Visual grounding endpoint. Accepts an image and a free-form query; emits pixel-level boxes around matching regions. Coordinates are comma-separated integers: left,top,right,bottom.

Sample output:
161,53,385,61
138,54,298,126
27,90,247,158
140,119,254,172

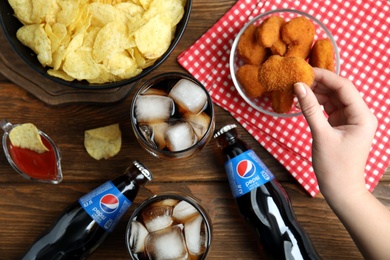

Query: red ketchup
8,136,58,181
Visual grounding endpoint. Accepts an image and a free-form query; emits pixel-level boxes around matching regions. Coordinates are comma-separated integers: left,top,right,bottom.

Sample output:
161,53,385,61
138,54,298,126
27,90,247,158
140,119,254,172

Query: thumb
294,82,329,135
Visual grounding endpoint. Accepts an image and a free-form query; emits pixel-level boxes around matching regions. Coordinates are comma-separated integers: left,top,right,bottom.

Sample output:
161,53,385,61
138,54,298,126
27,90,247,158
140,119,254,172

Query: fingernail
294,83,307,98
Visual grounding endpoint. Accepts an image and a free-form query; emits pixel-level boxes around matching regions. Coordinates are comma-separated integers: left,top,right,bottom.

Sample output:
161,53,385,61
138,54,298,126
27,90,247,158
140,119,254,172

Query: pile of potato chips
8,0,186,84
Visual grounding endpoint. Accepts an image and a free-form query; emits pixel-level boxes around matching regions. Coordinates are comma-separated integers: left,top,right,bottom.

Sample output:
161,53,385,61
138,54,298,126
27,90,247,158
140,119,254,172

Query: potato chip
139,0,153,10
104,51,141,79
89,3,127,28
134,15,172,59
30,0,59,24
114,2,144,17
92,21,131,63
44,23,67,53
63,49,100,80
83,26,101,49
8,0,33,24
47,69,75,81
56,0,81,27
87,64,117,84
9,123,49,154
143,0,184,27
49,31,81,71
84,124,122,160
16,24,52,67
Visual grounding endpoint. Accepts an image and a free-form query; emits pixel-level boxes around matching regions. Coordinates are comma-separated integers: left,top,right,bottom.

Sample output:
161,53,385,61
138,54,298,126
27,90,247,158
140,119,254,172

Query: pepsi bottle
214,124,320,260
22,160,153,260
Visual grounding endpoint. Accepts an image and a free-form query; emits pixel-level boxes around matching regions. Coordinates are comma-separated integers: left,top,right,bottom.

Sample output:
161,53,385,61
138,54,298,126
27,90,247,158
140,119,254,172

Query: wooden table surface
0,1,389,259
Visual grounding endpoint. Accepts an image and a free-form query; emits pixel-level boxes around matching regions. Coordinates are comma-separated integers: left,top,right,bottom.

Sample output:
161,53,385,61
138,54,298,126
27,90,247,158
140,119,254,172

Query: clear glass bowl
230,9,340,118
0,119,63,184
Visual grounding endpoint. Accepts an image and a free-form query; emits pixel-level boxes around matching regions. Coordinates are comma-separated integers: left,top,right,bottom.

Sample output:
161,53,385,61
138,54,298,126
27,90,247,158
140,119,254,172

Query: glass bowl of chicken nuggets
0,0,192,90
230,9,340,117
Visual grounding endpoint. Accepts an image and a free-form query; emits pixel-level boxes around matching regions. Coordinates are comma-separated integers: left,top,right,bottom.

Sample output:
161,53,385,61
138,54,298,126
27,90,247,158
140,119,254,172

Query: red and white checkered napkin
178,0,390,197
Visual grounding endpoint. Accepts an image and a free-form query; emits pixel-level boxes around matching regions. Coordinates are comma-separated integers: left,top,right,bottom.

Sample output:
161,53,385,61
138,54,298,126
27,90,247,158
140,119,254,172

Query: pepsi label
224,149,275,198
79,181,132,232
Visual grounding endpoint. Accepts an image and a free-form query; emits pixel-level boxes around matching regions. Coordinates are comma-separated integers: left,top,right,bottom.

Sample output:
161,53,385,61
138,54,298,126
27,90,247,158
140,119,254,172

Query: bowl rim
229,8,341,118
0,0,193,90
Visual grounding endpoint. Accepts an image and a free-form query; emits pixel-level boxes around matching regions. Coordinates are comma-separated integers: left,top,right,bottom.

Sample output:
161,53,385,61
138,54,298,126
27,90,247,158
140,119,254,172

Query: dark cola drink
22,161,153,260
131,72,215,160
214,124,320,260
126,193,212,260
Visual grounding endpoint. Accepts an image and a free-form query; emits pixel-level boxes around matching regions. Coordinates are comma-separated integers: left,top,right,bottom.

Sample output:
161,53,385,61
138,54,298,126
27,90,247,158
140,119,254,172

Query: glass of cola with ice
130,72,215,160
126,193,212,260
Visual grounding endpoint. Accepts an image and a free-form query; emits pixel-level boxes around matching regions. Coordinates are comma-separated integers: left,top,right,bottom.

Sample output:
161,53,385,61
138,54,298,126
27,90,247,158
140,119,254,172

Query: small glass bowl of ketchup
0,119,63,184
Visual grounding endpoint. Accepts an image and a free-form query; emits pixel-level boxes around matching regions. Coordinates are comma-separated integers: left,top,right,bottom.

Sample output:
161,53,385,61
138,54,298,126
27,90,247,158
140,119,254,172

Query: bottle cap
133,161,153,181
213,124,237,139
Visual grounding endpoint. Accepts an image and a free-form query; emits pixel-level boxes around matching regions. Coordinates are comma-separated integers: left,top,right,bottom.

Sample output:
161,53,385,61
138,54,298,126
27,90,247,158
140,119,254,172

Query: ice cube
145,225,189,260
142,205,173,232
169,79,208,114
184,112,211,139
139,123,169,150
139,125,157,148
184,215,207,256
135,95,174,124
172,200,199,222
165,122,197,152
129,221,149,253
150,122,169,150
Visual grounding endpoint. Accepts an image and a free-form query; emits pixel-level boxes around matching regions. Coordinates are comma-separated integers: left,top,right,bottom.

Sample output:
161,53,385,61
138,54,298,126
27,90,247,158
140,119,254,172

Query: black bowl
0,1,192,90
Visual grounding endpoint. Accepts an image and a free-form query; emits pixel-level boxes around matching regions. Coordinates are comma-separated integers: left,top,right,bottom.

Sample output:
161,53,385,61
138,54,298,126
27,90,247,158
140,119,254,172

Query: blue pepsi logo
236,160,256,179
100,194,119,214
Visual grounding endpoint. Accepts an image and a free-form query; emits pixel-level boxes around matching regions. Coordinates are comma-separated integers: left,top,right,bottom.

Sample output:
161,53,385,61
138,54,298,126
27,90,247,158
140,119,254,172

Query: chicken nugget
236,64,266,98
281,16,315,59
271,90,294,113
258,55,314,92
256,16,286,56
237,25,269,65
309,38,335,71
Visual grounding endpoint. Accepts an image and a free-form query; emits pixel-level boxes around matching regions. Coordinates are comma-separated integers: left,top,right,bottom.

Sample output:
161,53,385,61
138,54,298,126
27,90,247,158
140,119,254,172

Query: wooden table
0,1,389,259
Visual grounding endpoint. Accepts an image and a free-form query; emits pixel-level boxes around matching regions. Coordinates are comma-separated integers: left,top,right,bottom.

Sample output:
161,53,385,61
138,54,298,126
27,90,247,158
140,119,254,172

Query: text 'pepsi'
214,124,320,260
22,161,153,260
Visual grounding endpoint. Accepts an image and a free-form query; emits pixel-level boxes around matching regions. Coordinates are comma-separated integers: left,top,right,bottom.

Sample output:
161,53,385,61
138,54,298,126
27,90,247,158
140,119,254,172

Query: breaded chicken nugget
256,16,286,56
309,38,335,71
237,24,269,65
281,16,315,59
236,64,266,98
271,90,294,113
258,55,314,92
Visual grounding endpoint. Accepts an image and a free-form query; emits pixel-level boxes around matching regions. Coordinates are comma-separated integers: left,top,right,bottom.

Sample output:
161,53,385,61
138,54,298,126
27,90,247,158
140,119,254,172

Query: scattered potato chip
84,124,122,160
9,123,49,154
9,0,186,84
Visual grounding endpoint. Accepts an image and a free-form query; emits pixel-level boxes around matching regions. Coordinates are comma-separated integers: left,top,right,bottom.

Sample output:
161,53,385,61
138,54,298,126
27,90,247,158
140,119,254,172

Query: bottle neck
111,164,151,202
